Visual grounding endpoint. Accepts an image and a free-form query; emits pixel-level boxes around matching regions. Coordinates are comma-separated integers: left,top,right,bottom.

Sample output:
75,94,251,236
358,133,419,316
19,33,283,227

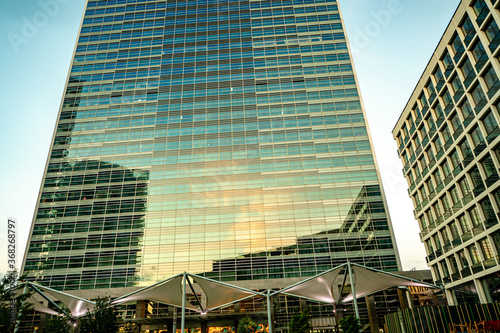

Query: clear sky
0,0,460,274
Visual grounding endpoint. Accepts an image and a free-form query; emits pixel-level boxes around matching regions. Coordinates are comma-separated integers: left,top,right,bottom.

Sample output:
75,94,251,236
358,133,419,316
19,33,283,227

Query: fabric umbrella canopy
341,264,437,303
112,275,199,311
26,296,59,316
32,283,96,317
276,264,346,303
191,274,262,311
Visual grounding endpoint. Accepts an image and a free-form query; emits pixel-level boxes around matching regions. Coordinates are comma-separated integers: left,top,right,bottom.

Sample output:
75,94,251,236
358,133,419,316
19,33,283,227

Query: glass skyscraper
21,0,401,330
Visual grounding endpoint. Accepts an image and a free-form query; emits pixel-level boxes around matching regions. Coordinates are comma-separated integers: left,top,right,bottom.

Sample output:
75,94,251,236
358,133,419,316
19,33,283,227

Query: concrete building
393,0,500,305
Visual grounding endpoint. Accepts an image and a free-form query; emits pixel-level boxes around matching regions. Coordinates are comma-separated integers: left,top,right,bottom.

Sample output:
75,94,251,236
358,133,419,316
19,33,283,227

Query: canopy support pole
347,262,359,320
181,272,186,333
267,290,273,333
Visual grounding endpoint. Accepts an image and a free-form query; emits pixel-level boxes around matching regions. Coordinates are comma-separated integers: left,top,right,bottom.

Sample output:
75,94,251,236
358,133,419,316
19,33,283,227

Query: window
470,84,486,105
450,221,460,239
450,150,461,169
460,138,473,157
433,233,442,249
434,136,443,152
427,178,435,192
426,81,435,96
450,186,461,204
450,34,464,56
450,75,463,94
442,89,453,107
458,250,469,269
480,198,496,220
437,103,445,118
479,238,494,260
484,18,499,43
442,161,452,177
481,155,498,178
459,99,473,118
442,125,452,144
459,214,471,233
450,114,462,132
469,206,482,227
419,93,428,107
460,56,475,77
468,244,481,265
442,51,453,68
460,14,475,37
482,110,498,134
471,0,487,17
471,41,485,62
483,66,499,91
470,125,485,146
434,66,444,82
420,215,428,229
459,177,471,196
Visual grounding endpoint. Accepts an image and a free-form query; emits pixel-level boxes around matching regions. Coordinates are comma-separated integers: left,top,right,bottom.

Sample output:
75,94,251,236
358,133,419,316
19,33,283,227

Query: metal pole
267,290,273,333
347,262,360,319
173,307,177,333
181,272,186,333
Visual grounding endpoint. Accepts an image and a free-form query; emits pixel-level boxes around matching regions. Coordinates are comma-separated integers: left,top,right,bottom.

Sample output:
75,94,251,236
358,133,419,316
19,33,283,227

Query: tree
79,296,118,333
44,306,73,333
238,316,258,333
339,315,361,333
0,271,32,333
288,309,311,333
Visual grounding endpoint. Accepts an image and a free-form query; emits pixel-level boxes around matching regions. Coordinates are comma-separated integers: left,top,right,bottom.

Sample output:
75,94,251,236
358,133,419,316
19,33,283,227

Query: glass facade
22,0,400,296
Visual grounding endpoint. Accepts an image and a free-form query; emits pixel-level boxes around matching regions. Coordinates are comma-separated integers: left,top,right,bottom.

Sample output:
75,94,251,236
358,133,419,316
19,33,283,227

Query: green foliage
79,296,118,333
44,306,72,333
238,316,258,333
288,309,311,333
0,271,32,333
339,315,361,333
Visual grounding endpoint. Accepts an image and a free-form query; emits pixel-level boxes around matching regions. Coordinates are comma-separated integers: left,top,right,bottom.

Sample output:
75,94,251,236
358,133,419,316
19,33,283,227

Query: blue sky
0,0,459,274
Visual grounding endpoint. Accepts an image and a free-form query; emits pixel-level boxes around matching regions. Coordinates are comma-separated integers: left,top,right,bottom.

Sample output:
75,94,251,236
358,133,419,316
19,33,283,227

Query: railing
385,303,500,333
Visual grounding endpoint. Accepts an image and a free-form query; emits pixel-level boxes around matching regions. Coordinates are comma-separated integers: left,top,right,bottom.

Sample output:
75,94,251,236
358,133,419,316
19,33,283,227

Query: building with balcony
393,0,500,305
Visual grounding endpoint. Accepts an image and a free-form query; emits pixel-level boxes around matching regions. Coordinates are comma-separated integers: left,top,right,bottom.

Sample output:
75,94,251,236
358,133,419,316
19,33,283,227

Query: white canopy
280,265,344,303
274,263,439,305
342,264,435,303
30,282,96,317
112,273,263,312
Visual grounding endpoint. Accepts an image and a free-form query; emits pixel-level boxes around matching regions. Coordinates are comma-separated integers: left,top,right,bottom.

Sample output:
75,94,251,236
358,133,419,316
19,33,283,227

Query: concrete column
405,288,414,309
474,279,489,304
37,313,46,333
397,288,409,310
234,318,239,333
445,288,457,306
299,299,307,312
365,295,380,333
